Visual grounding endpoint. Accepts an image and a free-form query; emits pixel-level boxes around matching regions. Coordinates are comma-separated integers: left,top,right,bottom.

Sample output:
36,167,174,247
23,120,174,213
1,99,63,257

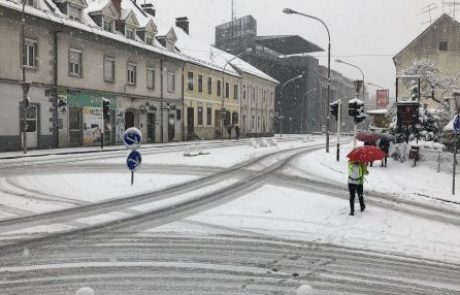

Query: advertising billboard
376,89,389,108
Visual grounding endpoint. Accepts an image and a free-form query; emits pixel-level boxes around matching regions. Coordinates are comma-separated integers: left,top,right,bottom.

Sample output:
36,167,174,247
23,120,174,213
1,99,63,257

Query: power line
443,1,460,18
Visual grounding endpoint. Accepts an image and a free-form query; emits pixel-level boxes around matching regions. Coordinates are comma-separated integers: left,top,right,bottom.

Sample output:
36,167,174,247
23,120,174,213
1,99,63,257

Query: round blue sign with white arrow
454,116,460,134
123,127,142,150
127,150,142,171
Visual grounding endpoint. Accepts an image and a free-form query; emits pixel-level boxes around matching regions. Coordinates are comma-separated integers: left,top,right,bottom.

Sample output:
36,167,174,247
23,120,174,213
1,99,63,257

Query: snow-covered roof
86,0,109,14
0,0,277,84
348,98,364,104
0,0,187,62
367,109,387,115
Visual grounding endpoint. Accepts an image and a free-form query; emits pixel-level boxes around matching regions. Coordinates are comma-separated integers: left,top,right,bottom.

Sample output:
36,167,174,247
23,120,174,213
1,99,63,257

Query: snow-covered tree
401,58,453,104
387,59,454,142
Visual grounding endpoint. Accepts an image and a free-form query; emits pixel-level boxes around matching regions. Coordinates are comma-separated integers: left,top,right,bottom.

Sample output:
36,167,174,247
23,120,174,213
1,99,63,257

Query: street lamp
336,59,365,100
279,74,303,137
220,48,253,139
283,8,331,153
367,82,385,89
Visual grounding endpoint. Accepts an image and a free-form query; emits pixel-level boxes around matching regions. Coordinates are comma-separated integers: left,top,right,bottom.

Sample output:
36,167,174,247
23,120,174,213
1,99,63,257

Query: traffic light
355,104,366,123
102,98,110,120
348,101,358,117
348,99,366,123
330,101,339,119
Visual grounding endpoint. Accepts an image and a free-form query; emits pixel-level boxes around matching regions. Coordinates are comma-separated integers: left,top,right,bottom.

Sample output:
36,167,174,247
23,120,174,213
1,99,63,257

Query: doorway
187,107,194,139
125,110,135,129
24,104,38,149
147,113,156,143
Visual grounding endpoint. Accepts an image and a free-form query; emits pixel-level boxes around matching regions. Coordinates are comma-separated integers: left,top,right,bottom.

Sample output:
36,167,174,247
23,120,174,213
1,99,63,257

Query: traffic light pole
101,99,104,149
336,99,341,161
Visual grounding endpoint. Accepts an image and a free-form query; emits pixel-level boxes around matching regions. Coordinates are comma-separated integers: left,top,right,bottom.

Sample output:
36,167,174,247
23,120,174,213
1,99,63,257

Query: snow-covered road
1,136,460,294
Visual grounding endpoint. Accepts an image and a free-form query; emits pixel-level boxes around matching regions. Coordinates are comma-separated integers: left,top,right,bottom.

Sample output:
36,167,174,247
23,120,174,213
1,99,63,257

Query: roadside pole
100,100,104,149
337,99,341,161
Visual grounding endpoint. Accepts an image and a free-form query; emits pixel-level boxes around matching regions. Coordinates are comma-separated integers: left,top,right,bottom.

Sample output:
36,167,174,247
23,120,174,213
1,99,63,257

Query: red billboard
376,89,389,108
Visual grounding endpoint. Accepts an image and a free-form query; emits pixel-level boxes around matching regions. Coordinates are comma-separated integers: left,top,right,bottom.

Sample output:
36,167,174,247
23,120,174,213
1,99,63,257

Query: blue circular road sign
454,116,460,134
127,150,142,171
123,127,142,150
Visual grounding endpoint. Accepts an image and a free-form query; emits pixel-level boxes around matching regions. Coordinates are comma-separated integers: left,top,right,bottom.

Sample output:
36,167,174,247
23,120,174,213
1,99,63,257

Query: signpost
124,127,143,185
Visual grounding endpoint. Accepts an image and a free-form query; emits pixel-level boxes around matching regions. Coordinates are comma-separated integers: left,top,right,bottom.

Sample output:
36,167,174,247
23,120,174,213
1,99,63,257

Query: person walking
235,125,240,140
364,140,376,167
379,137,390,167
227,125,232,139
348,161,368,216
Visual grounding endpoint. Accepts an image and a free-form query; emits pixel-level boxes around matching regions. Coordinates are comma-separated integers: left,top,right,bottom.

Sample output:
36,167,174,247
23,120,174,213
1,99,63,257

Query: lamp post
220,48,252,139
283,8,331,153
452,90,460,195
336,59,365,100
279,74,303,137
367,82,385,89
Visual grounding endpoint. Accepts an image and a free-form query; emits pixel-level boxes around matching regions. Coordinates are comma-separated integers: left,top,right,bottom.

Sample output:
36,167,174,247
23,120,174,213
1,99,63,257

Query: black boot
359,196,366,212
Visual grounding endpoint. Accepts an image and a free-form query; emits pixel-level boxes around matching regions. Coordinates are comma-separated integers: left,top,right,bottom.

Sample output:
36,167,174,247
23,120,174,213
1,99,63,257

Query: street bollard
437,152,441,173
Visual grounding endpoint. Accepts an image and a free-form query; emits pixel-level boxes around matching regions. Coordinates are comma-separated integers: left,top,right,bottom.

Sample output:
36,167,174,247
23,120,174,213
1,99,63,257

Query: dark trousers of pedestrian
381,157,387,167
348,183,365,215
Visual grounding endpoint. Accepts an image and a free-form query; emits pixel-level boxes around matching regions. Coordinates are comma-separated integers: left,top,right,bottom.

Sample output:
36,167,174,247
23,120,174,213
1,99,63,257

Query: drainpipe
160,58,164,143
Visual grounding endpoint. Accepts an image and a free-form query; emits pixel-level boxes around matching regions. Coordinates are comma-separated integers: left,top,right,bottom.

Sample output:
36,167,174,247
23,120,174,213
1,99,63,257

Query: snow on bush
296,284,313,295
75,287,95,295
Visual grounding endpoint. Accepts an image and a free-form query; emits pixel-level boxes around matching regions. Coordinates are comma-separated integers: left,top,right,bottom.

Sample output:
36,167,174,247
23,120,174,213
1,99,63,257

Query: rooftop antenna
420,3,437,25
443,1,460,18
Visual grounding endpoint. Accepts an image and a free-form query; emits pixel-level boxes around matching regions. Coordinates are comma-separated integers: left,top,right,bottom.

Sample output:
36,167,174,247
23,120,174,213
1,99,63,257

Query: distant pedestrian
379,137,391,167
227,125,232,139
347,161,368,216
364,140,376,167
235,125,240,140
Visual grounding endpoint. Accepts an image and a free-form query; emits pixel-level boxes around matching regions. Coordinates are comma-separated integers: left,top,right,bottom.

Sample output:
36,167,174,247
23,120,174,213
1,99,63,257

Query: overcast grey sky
155,0,451,98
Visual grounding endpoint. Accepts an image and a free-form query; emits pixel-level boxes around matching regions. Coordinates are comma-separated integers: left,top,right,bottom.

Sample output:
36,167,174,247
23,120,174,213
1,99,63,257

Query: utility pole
337,99,341,162
443,1,460,18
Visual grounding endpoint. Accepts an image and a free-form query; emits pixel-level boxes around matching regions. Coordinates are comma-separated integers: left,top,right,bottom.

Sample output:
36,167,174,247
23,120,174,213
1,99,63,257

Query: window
68,5,81,21
207,107,212,126
69,49,82,77
187,71,194,91
127,63,136,85
145,33,154,45
198,74,203,93
25,0,36,7
23,39,37,68
252,115,255,129
167,71,175,93
243,85,246,99
225,82,230,98
198,106,203,125
146,67,155,89
439,41,448,51
234,85,239,99
217,80,222,97
252,87,256,101
126,27,135,40
103,19,114,32
207,77,212,95
104,57,115,82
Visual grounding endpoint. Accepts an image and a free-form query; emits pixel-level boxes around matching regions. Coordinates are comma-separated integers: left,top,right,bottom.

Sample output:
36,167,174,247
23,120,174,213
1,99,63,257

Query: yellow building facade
183,63,241,139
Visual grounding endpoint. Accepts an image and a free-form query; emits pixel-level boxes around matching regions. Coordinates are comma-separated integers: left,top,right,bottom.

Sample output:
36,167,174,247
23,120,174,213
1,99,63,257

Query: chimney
112,0,121,16
176,17,189,35
141,3,156,17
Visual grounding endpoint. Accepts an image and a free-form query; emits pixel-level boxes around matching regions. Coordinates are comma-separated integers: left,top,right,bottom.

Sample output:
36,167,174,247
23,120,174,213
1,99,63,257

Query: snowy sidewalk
287,141,460,204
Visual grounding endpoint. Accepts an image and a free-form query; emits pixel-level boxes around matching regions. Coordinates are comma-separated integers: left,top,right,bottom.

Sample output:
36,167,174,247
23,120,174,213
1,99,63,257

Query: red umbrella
356,131,379,143
347,146,387,163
